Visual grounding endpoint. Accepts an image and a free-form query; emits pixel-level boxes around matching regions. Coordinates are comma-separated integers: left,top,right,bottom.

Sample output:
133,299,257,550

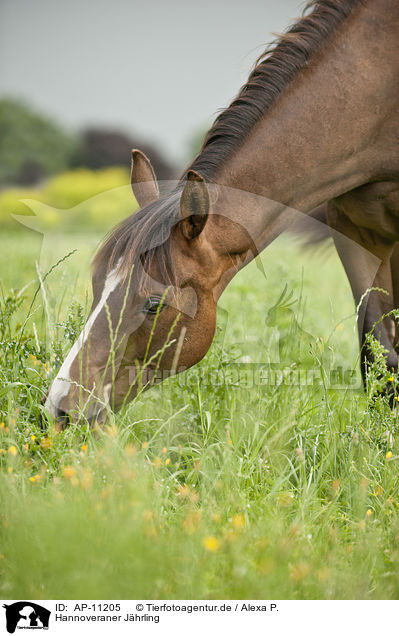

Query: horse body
192,0,399,381
46,0,399,422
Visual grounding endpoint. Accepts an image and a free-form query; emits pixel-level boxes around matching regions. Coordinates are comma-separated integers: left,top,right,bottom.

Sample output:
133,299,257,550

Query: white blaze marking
45,261,122,415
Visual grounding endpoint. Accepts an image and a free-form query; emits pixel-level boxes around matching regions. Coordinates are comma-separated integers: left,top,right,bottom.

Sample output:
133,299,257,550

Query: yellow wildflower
183,510,202,534
177,484,190,498
40,437,52,450
81,444,88,452
202,536,221,552
366,508,373,517
80,470,93,490
142,441,148,450
142,510,153,523
386,451,393,459
290,562,311,581
231,513,246,529
317,566,330,582
360,477,369,492
165,458,171,465
331,479,341,493
30,435,36,442
63,466,76,479
162,446,167,454
105,424,117,438
7,446,17,456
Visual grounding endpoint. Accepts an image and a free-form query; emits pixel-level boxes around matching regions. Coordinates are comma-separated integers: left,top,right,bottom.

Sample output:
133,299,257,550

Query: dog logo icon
2,602,50,633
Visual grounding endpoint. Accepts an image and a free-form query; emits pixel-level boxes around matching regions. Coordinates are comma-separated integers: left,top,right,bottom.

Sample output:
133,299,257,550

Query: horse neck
200,0,399,278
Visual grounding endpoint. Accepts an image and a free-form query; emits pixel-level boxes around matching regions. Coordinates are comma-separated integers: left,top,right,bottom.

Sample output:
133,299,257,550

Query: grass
1,226,399,599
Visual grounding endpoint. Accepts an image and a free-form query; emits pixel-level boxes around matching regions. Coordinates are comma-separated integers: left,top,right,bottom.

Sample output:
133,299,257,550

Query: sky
0,0,303,165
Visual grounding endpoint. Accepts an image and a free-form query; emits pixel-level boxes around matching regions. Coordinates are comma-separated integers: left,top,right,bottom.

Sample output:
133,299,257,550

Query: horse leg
390,243,399,352
327,201,396,385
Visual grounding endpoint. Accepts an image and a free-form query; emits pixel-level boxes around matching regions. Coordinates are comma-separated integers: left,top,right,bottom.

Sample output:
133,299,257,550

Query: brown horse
45,0,399,423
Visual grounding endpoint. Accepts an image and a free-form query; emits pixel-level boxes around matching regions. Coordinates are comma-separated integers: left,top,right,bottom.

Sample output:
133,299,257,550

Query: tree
71,127,176,180
0,98,75,185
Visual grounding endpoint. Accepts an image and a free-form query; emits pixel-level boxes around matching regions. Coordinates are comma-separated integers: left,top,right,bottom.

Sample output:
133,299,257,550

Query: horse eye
143,296,164,315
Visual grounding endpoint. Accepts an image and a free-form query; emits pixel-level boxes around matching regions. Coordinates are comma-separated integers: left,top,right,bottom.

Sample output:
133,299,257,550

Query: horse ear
131,149,160,208
179,170,210,241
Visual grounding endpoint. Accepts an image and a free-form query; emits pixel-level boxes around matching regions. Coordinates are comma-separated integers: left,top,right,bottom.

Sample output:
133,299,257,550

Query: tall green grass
1,228,399,599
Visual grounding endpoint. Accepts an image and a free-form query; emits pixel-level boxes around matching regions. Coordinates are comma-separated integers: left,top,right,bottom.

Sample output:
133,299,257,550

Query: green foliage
0,167,135,231
0,99,76,185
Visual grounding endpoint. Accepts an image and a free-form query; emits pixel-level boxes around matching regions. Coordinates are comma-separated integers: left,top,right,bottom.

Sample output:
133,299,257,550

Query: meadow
1,172,399,599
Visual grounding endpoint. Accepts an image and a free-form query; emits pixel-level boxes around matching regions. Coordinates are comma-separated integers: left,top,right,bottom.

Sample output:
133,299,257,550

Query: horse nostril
39,405,70,430
54,407,70,428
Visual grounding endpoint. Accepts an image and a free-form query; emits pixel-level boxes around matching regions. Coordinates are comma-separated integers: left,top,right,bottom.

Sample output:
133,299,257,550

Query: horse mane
189,0,362,179
93,0,361,280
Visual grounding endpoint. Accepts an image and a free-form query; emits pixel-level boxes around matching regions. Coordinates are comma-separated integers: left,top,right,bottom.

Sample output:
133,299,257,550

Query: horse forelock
93,188,183,292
